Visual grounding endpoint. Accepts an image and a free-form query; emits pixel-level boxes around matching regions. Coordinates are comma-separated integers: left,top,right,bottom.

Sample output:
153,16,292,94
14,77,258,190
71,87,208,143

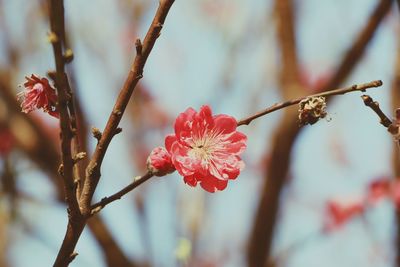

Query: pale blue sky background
0,0,398,266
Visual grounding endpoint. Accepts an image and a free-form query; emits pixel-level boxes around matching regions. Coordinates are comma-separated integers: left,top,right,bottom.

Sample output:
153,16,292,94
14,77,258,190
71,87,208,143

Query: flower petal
165,134,177,152
213,114,237,134
199,175,228,193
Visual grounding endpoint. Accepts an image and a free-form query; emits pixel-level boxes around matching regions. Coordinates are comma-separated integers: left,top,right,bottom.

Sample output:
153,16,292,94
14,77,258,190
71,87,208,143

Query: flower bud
146,147,175,176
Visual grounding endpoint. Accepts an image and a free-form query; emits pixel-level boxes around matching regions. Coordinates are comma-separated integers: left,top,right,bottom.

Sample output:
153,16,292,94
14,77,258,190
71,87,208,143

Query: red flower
165,105,247,192
17,74,59,118
324,198,365,231
146,147,175,176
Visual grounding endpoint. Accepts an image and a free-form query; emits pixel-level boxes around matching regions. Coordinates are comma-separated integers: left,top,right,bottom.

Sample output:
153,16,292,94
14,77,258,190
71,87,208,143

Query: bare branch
237,80,382,126
361,95,392,127
48,0,80,218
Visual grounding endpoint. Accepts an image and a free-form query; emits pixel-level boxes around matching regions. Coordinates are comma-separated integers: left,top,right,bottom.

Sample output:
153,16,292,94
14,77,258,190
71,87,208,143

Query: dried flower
298,96,327,125
146,146,175,176
165,105,247,192
17,74,59,118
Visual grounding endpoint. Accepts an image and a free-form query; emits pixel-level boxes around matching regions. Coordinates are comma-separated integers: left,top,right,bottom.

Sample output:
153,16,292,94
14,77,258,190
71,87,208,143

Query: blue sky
1,0,399,266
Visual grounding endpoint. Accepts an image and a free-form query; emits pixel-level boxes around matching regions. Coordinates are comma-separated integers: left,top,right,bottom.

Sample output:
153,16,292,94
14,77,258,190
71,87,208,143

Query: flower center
188,130,223,162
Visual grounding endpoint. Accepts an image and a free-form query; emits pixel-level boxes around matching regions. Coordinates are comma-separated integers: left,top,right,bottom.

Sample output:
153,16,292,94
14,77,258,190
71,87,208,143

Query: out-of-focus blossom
367,178,391,204
146,146,175,176
324,197,365,231
298,96,327,126
366,177,400,208
166,105,247,192
17,75,59,118
0,129,14,157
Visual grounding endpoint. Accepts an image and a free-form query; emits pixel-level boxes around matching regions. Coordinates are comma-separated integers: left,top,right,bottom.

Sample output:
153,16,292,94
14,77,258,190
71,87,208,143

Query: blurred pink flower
17,74,59,118
367,178,391,204
325,198,365,231
165,105,247,192
146,146,175,176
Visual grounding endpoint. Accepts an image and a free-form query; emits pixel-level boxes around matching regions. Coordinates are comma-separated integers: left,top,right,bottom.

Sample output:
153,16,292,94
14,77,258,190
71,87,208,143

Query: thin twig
237,80,383,126
90,172,154,215
80,0,175,216
361,95,392,127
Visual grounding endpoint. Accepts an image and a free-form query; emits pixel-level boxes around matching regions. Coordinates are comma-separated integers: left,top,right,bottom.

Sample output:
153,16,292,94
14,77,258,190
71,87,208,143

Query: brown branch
319,0,393,92
361,95,392,127
391,36,400,267
247,1,302,266
90,172,154,215
274,0,300,97
48,1,87,266
48,0,82,206
80,0,175,215
237,80,383,126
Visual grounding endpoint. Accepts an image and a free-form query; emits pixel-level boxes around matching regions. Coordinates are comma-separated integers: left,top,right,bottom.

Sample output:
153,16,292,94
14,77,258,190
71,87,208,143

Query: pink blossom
324,198,365,231
17,74,59,118
146,146,175,176
165,105,247,192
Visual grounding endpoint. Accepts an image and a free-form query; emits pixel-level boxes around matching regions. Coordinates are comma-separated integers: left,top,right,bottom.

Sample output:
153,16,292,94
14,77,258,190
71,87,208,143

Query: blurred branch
274,0,300,97
318,0,394,92
390,37,400,267
247,1,393,266
237,80,383,126
247,0,303,265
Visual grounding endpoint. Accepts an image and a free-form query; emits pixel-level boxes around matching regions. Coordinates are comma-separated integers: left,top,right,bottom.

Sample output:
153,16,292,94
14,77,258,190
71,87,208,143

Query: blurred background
0,0,399,266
